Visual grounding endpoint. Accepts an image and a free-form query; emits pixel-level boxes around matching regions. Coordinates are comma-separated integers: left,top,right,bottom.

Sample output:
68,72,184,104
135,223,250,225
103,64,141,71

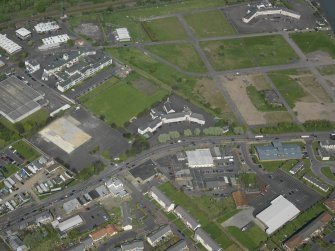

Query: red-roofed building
89,225,117,242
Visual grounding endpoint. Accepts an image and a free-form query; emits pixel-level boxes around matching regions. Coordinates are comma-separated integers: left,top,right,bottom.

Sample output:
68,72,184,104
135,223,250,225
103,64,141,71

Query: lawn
1,164,18,178
290,32,335,58
142,17,187,41
80,74,168,126
321,167,335,181
184,10,235,38
239,172,258,188
246,85,285,112
268,69,307,108
146,43,207,73
159,182,234,249
106,47,236,123
318,64,335,75
11,140,40,162
227,225,267,251
201,35,298,71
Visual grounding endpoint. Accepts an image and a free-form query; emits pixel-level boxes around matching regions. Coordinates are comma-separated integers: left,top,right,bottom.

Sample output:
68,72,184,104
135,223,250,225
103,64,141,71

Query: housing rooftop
0,34,22,54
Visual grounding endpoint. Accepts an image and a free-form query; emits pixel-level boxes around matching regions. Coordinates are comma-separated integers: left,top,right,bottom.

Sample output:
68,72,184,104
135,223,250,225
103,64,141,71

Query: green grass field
201,35,298,71
318,64,335,75
159,182,235,249
142,17,187,41
80,74,168,126
321,167,335,181
268,69,306,108
106,47,236,123
146,43,207,73
1,164,18,178
184,10,235,38
227,225,267,251
11,140,40,162
246,85,286,112
290,32,335,58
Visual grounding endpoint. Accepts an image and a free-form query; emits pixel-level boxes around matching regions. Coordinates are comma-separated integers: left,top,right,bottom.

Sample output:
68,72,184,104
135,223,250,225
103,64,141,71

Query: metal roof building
166,240,188,251
186,149,214,168
289,161,304,175
58,215,84,232
0,76,44,123
34,21,60,33
194,228,222,251
121,240,144,251
256,195,300,234
146,225,173,247
15,28,31,40
149,186,175,212
256,141,302,161
174,206,200,231
115,28,131,42
0,34,22,54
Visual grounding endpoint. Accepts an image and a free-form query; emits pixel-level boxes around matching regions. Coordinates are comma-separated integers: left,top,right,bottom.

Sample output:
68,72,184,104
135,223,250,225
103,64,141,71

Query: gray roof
174,206,200,230
147,225,172,243
256,141,302,161
195,228,221,251
121,240,144,251
303,175,329,192
150,186,174,208
0,76,43,122
121,201,132,228
166,240,188,251
290,161,304,174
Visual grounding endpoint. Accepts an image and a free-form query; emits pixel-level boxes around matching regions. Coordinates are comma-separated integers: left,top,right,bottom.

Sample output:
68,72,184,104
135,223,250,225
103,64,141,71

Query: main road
0,131,333,232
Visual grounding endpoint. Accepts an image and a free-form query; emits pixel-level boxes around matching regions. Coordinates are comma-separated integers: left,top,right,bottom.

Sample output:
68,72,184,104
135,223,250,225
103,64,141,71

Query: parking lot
223,0,318,34
250,170,322,214
32,107,130,172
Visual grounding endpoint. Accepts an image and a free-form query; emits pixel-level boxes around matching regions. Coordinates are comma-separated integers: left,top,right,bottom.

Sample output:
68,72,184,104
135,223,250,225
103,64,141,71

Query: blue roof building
256,141,302,161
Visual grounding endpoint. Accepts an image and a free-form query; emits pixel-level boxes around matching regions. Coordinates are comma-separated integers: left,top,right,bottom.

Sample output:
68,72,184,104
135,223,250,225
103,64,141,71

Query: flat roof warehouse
0,76,44,123
0,34,22,54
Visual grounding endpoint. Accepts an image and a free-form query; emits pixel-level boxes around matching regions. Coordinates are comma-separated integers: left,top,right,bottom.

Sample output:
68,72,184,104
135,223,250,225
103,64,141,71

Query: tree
194,128,201,136
169,131,180,139
184,129,192,137
67,39,75,48
158,134,170,143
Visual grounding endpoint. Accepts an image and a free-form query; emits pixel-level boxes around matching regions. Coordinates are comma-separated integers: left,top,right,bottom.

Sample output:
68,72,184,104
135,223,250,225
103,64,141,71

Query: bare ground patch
194,78,232,114
251,74,271,90
74,22,102,41
132,77,158,95
294,102,335,122
221,74,294,125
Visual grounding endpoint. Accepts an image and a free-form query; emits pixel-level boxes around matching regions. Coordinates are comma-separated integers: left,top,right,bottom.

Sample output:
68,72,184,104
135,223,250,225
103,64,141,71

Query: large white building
15,28,31,40
34,21,60,33
0,34,22,54
256,195,300,234
186,149,214,168
242,2,301,23
25,59,40,73
115,28,131,42
149,186,175,212
138,105,205,135
56,215,84,232
39,34,70,51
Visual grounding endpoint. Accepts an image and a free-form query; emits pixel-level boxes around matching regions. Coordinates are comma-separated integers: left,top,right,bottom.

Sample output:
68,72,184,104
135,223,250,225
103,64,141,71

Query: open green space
246,85,285,112
268,69,307,108
106,47,236,123
80,73,168,126
184,10,235,38
23,225,60,251
142,17,187,41
290,32,335,58
146,43,207,73
11,140,40,162
318,64,335,75
266,202,325,249
159,182,235,248
77,160,106,181
239,172,258,188
1,164,18,178
226,225,267,251
201,35,298,71
321,167,335,181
